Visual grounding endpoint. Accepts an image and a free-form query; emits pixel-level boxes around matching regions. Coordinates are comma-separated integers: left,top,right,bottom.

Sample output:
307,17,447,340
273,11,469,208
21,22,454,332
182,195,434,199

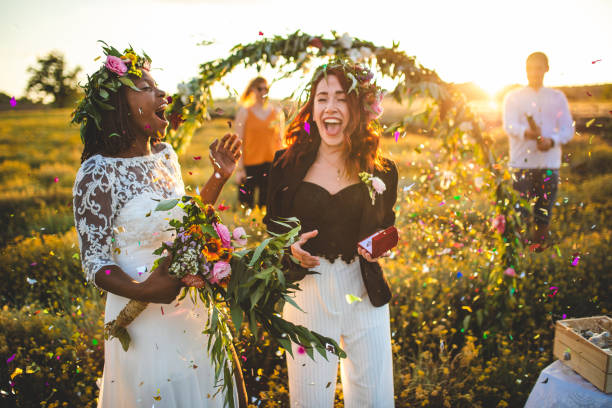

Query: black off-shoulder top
290,181,365,263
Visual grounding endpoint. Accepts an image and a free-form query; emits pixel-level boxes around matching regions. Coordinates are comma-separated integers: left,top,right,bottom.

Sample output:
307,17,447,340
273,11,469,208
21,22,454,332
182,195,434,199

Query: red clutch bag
358,226,399,259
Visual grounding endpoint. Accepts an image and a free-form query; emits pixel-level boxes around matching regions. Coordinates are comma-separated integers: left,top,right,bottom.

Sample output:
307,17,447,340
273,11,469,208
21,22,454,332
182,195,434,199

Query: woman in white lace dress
72,46,241,407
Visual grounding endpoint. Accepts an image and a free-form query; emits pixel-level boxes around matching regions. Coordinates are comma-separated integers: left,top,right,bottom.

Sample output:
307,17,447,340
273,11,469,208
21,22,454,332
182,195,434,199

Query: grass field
0,106,611,407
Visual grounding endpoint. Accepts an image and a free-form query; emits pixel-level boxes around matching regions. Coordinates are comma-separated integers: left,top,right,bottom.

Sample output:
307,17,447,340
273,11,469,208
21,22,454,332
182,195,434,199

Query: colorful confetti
304,121,310,135
6,354,16,363
571,256,580,266
591,59,601,64
345,294,362,304
10,97,17,107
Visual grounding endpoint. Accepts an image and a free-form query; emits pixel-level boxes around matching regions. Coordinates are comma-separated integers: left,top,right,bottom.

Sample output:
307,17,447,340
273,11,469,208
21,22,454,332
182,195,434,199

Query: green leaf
248,237,272,267
99,88,109,99
118,76,140,91
154,198,179,211
277,337,293,358
283,294,304,313
229,302,243,330
249,284,265,309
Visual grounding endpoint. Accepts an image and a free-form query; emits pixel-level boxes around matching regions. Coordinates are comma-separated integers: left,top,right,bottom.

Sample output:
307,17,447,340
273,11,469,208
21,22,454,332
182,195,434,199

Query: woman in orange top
235,77,284,208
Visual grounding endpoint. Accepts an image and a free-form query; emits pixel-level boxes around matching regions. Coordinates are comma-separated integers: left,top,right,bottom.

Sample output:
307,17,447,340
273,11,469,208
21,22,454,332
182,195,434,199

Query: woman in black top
264,62,397,408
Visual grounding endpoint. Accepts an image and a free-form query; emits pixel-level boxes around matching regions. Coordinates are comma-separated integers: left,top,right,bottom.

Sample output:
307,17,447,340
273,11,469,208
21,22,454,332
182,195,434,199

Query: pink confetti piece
394,131,400,142
562,314,567,319
591,59,601,64
549,286,558,297
53,177,59,183
241,355,247,362
193,156,202,160
105,269,111,275
30,262,37,266
543,177,550,182
258,31,264,36
6,354,16,363
304,121,310,134
144,124,151,129
297,346,306,354
166,96,172,104
10,97,17,107
571,256,580,266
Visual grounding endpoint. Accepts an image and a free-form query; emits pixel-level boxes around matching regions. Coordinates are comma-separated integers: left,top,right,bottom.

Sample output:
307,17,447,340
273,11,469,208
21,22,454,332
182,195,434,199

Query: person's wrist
212,169,230,183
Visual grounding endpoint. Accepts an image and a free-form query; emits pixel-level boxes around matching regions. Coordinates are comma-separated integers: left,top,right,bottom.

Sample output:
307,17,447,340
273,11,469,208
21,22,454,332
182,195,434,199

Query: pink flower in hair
367,91,384,121
105,55,127,76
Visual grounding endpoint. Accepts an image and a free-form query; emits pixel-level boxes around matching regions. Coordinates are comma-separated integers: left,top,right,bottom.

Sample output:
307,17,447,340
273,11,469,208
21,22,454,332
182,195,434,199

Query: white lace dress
73,142,227,408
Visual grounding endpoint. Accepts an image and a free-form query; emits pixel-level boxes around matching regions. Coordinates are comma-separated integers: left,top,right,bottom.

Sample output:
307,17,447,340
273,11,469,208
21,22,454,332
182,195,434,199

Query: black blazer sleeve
381,158,398,229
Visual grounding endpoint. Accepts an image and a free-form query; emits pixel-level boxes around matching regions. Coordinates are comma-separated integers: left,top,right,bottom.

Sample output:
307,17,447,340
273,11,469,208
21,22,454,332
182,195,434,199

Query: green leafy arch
166,30,524,329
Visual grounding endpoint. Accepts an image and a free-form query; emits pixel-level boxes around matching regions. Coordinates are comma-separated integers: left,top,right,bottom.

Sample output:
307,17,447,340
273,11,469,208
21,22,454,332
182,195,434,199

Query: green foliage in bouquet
104,195,345,408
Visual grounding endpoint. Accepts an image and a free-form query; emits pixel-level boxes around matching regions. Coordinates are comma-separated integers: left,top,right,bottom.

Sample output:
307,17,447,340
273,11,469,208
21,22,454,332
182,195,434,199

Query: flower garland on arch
165,30,525,336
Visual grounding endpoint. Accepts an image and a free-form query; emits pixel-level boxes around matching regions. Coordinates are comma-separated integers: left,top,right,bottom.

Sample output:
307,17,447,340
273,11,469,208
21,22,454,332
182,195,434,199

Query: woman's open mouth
154,104,169,126
323,118,343,136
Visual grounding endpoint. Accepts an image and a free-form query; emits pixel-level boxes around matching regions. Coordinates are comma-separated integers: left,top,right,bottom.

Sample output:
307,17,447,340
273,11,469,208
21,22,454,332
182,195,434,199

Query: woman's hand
209,133,242,180
290,230,320,269
140,255,182,304
357,247,391,263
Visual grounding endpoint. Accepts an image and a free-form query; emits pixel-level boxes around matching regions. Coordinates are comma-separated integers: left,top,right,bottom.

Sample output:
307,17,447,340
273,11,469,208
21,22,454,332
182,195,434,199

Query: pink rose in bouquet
232,227,247,246
105,55,127,76
209,261,231,284
214,222,232,248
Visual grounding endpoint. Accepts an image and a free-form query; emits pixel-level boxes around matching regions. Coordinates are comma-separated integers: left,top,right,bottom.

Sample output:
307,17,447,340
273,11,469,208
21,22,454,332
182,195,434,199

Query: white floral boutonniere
359,172,386,205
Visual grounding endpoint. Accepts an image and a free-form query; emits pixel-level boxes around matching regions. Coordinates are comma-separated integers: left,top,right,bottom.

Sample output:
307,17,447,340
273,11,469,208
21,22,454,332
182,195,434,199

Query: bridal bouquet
104,194,345,408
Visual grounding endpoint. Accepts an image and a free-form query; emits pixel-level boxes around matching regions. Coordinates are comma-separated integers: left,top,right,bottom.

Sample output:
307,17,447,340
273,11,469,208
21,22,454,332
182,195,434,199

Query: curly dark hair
79,73,160,163
279,64,385,175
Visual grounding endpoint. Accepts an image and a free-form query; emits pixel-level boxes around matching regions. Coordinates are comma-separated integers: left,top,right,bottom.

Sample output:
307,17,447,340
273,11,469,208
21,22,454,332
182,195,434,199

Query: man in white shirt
503,52,574,250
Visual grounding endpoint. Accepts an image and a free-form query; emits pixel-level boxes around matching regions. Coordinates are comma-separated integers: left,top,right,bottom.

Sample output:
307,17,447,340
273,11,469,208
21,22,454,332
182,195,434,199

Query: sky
1,0,611,101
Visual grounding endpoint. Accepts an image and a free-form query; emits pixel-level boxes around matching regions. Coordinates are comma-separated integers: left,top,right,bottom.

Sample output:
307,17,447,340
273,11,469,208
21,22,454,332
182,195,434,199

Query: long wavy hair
79,72,160,163
279,65,385,175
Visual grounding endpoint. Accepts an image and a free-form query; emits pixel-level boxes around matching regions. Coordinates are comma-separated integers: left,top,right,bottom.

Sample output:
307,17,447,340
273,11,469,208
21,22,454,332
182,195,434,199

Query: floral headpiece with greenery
309,59,385,121
71,41,152,142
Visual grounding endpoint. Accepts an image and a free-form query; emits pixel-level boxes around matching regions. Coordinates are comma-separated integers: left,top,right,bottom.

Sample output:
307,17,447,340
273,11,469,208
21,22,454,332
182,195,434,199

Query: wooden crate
553,315,612,393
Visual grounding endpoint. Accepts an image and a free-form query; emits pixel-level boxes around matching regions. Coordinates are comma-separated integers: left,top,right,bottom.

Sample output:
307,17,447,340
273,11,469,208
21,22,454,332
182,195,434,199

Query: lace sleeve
162,142,185,194
72,157,118,286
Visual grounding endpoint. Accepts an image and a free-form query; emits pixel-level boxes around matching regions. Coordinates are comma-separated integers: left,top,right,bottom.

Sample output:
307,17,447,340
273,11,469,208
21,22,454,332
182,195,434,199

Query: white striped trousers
283,257,395,408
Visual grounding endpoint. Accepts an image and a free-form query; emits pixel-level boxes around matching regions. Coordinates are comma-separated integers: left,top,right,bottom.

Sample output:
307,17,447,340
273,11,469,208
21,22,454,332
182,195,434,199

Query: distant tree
25,51,82,108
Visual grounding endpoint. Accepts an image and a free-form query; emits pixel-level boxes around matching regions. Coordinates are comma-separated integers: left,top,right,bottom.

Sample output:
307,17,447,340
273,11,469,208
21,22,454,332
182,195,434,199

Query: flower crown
71,41,152,143
309,59,385,121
